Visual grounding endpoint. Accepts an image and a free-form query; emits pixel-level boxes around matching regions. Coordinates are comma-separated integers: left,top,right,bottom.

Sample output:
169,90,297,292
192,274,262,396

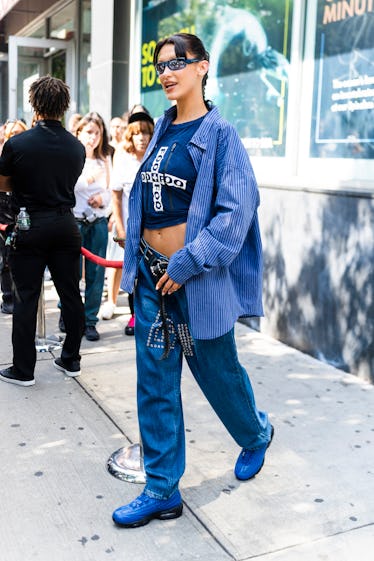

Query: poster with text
310,1,374,159
141,0,293,157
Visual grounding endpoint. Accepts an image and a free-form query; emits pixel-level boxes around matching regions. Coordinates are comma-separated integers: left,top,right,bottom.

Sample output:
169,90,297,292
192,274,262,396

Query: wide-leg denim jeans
135,245,271,500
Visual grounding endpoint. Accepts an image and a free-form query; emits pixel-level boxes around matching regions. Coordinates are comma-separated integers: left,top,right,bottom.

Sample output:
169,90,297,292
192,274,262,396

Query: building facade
0,0,373,381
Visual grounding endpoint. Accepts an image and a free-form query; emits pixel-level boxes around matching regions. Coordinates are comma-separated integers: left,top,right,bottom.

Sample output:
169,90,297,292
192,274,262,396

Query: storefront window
310,0,374,159
50,2,76,40
0,58,8,123
78,0,91,114
29,22,46,39
141,0,293,157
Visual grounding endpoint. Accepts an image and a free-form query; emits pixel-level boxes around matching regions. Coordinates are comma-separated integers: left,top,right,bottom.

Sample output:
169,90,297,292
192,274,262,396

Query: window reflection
50,3,76,40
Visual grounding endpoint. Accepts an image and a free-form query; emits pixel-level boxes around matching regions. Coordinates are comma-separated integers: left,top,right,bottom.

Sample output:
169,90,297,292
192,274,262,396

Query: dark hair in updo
153,33,210,101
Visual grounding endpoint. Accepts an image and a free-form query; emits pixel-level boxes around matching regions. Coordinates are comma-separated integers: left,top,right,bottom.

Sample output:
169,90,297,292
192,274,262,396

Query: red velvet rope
81,246,123,269
0,225,122,269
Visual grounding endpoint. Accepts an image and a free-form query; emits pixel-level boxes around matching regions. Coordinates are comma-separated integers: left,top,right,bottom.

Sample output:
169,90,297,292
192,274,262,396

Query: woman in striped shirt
112,33,274,529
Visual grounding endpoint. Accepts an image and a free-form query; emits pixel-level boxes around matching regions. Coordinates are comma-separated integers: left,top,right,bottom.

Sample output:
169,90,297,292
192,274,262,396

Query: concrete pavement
0,281,373,561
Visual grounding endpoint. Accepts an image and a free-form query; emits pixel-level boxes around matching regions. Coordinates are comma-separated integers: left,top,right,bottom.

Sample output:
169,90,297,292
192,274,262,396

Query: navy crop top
141,115,205,229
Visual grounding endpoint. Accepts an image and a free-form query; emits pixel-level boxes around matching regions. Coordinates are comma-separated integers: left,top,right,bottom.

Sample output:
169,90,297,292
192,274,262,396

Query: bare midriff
143,223,186,258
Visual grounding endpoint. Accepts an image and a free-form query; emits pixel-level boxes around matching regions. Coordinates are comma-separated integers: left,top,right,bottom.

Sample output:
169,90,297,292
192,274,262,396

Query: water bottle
16,207,31,231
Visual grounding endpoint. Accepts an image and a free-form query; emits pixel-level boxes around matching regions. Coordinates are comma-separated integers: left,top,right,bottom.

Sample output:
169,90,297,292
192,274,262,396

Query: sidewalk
0,281,373,561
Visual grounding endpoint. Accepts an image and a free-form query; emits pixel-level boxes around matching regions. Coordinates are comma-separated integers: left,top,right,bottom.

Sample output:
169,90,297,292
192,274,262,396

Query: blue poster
310,1,374,159
141,0,293,157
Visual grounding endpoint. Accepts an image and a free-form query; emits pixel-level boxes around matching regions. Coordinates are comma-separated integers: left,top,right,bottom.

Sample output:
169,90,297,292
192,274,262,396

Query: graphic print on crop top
141,115,205,229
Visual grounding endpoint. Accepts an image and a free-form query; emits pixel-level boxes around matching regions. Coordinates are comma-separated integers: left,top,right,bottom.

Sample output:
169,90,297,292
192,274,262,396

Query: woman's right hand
114,226,126,248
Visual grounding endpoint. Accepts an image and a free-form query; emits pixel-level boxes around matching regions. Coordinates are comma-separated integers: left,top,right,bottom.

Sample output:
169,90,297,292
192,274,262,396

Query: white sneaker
101,301,116,320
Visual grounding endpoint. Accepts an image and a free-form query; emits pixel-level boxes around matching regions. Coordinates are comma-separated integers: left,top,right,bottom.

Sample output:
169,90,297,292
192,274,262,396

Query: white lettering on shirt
141,146,187,213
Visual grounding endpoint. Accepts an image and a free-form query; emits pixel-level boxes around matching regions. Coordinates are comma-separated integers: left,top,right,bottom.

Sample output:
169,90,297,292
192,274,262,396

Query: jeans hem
144,487,179,501
247,423,273,451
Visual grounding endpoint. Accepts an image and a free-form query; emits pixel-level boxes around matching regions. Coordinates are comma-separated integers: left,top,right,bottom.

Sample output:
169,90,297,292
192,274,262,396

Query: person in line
0,194,14,314
3,119,28,139
121,104,152,127
0,119,29,315
72,112,112,342
101,110,154,336
0,123,5,154
109,116,126,150
68,112,82,135
0,75,85,386
102,115,126,319
112,33,274,528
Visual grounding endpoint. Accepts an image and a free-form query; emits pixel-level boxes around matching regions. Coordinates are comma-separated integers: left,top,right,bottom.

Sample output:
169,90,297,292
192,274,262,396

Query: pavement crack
182,502,236,560
73,376,134,445
239,521,374,559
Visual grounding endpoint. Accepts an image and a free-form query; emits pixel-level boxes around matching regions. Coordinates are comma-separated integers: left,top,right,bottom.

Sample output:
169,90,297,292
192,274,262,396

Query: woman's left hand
156,272,182,296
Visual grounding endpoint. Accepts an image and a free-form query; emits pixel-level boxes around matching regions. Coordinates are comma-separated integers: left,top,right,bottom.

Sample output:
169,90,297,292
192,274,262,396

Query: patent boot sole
113,503,183,528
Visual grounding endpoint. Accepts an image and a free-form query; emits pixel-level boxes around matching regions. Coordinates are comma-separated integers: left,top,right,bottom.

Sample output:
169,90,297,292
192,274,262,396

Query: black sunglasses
155,57,202,76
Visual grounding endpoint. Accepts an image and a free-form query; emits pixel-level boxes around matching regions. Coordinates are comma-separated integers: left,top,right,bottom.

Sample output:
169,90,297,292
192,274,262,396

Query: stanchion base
35,334,63,353
107,443,146,484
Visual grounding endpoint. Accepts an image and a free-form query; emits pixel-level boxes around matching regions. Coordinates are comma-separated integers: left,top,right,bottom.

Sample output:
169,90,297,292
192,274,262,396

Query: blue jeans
135,242,271,500
77,218,108,326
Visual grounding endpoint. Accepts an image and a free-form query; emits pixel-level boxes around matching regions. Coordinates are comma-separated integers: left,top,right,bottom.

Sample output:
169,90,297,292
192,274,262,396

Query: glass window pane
50,2,76,40
16,46,49,124
78,0,91,114
141,0,293,157
310,1,374,159
29,22,46,39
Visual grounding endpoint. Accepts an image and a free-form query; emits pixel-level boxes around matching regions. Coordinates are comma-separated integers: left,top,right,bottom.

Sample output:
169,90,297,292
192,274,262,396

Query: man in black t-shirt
0,76,86,386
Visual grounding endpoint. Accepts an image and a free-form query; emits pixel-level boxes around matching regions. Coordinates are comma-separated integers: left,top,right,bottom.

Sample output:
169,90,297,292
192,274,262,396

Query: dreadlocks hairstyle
153,33,210,104
29,75,70,120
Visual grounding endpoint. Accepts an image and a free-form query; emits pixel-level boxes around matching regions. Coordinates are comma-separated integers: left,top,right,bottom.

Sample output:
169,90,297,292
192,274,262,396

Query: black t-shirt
0,119,85,211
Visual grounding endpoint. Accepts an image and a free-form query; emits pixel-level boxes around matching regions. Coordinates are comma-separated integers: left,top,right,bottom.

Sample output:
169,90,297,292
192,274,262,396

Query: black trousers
9,210,85,379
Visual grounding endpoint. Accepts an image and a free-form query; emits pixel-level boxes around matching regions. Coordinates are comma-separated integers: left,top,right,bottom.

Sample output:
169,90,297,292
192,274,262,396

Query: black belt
76,216,101,225
140,237,155,261
140,238,171,359
28,207,72,217
140,237,168,268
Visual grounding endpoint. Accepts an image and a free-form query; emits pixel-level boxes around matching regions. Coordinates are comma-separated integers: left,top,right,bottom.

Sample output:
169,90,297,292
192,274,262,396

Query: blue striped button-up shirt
121,105,263,339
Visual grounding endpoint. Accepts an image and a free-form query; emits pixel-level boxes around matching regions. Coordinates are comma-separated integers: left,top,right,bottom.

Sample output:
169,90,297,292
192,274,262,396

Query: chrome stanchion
107,441,146,484
77,248,146,483
35,280,63,353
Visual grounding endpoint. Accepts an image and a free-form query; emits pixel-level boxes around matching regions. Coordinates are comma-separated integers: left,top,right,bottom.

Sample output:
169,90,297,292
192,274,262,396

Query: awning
0,0,19,21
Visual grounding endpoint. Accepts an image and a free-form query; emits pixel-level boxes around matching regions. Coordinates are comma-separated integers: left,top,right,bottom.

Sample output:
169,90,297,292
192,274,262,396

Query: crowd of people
0,100,155,341
0,33,273,530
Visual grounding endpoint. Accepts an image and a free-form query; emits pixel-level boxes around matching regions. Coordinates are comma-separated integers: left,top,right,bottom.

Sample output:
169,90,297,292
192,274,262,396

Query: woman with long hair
0,119,28,315
101,111,154,335
72,112,111,341
3,119,28,139
112,33,273,528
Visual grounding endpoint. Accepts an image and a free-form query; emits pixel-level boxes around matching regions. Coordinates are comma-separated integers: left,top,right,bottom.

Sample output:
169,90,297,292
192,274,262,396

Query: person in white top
73,112,112,341
100,111,154,334
109,117,126,150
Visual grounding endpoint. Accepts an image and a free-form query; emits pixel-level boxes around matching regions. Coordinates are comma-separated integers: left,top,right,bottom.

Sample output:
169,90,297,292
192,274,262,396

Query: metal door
8,36,75,125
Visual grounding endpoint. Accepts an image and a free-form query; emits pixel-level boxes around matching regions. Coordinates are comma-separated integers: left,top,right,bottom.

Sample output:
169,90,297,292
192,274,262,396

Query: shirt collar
36,119,62,127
